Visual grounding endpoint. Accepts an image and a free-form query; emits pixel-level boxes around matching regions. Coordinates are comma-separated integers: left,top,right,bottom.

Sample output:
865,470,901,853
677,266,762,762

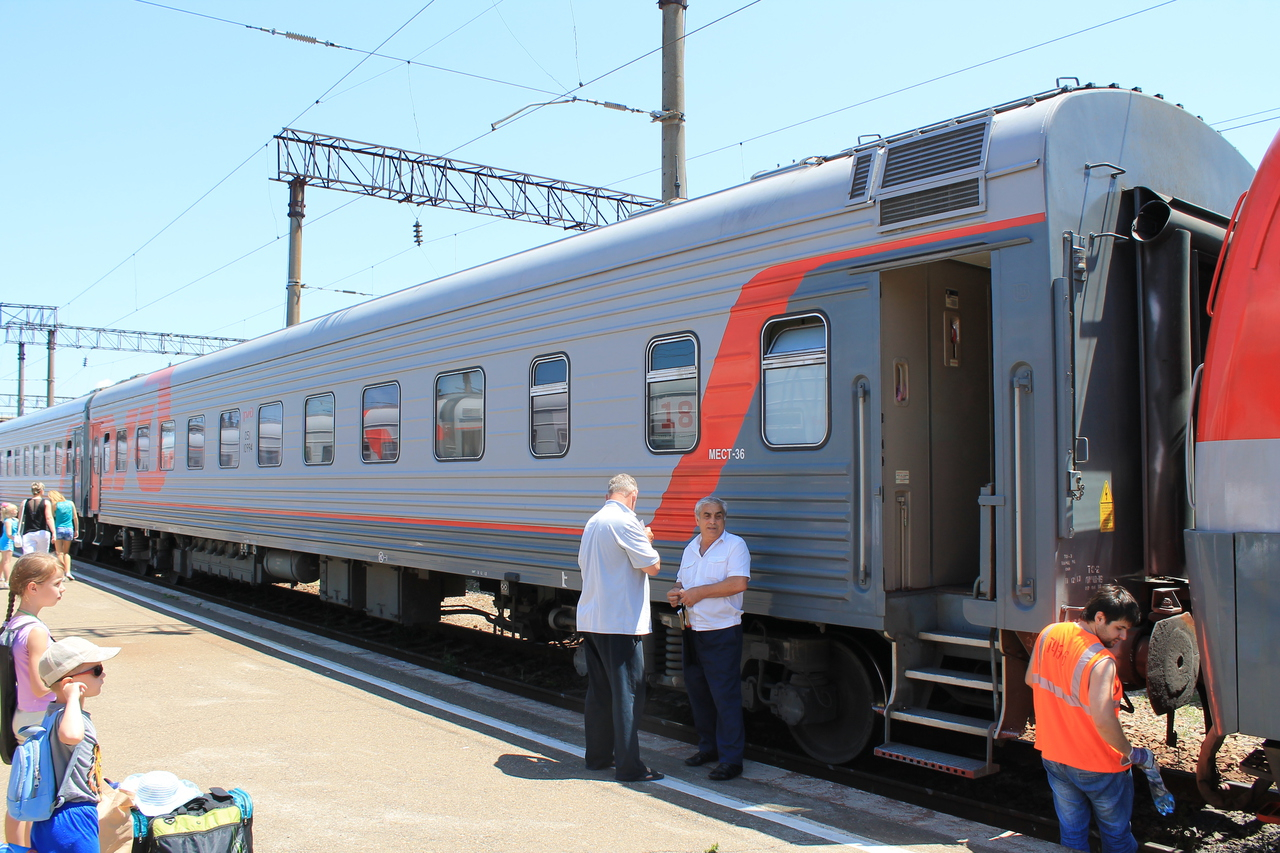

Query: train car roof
79,84,1248,408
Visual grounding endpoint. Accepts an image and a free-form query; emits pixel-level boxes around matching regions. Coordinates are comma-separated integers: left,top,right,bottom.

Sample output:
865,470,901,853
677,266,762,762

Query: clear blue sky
3,0,1277,408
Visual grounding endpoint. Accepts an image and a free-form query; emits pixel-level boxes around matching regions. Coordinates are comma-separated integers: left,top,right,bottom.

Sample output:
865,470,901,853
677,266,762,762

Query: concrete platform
7,562,1066,852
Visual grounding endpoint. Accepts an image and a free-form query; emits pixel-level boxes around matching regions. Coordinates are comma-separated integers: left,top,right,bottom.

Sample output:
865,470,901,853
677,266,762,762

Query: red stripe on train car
1199,129,1280,442
650,212,1047,541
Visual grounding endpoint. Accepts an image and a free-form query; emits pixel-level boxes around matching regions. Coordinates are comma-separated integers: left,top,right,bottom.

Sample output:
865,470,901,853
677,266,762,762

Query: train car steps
876,627,1002,778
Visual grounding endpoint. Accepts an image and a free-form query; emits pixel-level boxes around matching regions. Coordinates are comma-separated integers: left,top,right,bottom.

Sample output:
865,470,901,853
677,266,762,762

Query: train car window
187,416,205,469
44,444,52,476
135,426,151,472
24,446,31,477
159,421,175,471
529,355,569,458
762,315,829,447
219,410,240,468
435,370,484,461
4,450,9,477
54,443,63,476
257,402,283,467
646,334,699,453
362,383,400,464
101,434,109,476
115,431,127,472
304,393,335,465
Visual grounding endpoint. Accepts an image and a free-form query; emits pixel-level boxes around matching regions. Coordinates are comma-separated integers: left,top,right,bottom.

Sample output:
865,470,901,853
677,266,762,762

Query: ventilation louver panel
880,123,987,190
849,152,875,201
879,179,981,226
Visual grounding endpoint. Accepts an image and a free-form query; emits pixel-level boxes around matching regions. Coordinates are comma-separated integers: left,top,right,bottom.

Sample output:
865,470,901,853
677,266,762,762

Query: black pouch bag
131,787,254,853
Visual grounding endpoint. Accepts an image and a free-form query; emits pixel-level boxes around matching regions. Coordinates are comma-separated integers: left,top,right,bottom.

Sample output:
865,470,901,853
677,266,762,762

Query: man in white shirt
577,473,663,782
667,496,750,781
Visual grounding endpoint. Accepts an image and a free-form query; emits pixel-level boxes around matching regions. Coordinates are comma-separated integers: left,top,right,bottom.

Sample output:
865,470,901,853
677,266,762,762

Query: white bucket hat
120,771,204,817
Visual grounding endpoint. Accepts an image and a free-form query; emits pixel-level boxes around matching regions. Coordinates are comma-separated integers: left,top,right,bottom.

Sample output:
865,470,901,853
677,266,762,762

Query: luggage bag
130,787,253,853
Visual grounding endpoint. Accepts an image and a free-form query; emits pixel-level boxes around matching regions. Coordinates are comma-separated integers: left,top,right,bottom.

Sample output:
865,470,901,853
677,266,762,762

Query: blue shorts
31,799,99,853
55,526,75,541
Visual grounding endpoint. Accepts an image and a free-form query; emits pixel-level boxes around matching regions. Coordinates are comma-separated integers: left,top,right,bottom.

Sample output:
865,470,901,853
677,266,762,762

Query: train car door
881,258,992,590
71,428,84,509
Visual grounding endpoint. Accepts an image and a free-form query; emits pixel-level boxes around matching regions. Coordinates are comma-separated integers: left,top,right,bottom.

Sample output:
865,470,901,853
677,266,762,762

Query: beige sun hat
38,636,121,688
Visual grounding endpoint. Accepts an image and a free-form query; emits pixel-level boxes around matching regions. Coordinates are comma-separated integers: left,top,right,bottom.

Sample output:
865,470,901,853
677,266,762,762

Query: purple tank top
6,615,54,713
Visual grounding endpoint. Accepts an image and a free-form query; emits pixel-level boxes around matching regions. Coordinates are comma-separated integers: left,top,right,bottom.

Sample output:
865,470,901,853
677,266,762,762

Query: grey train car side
0,85,1253,774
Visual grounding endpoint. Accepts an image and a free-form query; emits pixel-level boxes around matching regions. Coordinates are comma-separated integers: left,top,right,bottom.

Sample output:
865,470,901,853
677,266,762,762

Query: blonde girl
2,552,65,852
0,503,17,588
46,490,79,582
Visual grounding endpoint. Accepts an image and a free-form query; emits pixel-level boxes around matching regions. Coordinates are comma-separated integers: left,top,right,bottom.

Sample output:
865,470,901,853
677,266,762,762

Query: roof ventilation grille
879,179,981,226
880,123,986,190
849,151,875,201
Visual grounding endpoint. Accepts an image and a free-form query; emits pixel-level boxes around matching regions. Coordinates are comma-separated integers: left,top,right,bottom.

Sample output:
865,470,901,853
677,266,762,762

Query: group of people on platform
0,483,80,587
577,472,1154,853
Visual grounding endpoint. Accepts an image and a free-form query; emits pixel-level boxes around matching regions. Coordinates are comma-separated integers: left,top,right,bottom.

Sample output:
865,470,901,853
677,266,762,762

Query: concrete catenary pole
659,0,687,202
16,342,25,417
285,178,306,327
46,329,55,407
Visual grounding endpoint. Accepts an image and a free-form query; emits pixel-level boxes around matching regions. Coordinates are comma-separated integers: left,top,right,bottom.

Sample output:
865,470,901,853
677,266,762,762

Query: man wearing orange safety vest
1026,584,1153,853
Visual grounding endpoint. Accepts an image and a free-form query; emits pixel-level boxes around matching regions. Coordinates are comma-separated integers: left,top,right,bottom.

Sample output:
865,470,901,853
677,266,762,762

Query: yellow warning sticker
1099,480,1115,533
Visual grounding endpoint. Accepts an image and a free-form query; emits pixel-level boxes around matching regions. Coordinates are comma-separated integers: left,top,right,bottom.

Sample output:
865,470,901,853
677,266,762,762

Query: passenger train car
3,83,1259,783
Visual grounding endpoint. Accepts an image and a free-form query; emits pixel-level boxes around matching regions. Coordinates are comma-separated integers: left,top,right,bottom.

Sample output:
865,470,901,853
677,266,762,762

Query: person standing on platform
46,491,78,582
668,496,750,781
1026,584,1149,853
0,503,18,588
577,473,663,783
19,484,54,556
3,552,66,852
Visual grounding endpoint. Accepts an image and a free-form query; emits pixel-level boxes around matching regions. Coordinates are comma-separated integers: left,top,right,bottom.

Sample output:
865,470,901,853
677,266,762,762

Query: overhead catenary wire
67,3,440,318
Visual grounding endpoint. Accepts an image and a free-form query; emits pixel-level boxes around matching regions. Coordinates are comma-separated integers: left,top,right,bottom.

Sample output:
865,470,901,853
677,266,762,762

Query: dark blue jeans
683,624,745,766
582,633,647,780
1042,757,1138,853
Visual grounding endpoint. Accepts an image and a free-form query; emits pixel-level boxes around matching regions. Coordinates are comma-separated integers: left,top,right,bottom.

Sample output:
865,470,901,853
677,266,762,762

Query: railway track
77,554,1278,853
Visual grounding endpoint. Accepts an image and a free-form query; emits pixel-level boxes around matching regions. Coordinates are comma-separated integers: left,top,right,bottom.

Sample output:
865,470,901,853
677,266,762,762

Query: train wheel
787,642,877,765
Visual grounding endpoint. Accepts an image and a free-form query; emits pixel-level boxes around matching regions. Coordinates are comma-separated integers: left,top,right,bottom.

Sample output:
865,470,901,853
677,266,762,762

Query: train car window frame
434,369,485,462
218,409,241,469
529,354,570,459
187,416,205,470
361,382,401,464
159,420,176,471
44,443,52,476
303,393,335,466
135,426,150,472
54,442,63,476
115,430,128,472
4,450,10,478
24,446,31,477
645,333,700,454
761,313,831,449
101,434,109,476
257,401,284,468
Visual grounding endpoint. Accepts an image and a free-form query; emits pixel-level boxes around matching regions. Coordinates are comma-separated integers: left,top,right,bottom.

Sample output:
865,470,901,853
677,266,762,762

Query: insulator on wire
412,221,423,246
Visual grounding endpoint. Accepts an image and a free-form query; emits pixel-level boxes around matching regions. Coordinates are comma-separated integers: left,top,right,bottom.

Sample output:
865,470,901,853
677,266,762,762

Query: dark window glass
115,430,127,472
159,421,175,471
258,402,283,467
304,394,335,465
435,370,484,460
187,417,205,469
529,356,569,458
135,426,150,472
101,435,109,476
362,384,400,463
646,335,698,452
762,316,829,447
219,410,240,468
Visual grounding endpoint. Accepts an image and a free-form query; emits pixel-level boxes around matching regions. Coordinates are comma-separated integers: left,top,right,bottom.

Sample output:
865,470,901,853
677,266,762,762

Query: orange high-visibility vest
1029,621,1127,773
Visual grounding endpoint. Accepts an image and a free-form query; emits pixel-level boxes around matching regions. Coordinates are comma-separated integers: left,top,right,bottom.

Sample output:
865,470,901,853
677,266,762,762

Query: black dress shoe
684,750,719,767
708,763,743,781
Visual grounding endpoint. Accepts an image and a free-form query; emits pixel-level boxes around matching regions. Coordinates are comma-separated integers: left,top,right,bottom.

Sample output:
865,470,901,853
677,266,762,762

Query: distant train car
0,83,1255,780
1185,127,1280,809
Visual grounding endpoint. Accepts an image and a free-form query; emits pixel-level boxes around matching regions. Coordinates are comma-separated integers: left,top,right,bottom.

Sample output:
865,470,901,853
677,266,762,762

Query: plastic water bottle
1140,764,1176,816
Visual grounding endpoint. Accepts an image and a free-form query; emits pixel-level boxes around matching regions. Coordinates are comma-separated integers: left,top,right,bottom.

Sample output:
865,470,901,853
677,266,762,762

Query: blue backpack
6,718,57,822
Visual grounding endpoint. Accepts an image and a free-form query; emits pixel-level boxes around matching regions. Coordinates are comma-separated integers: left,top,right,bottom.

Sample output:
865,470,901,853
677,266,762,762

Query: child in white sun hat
28,637,121,853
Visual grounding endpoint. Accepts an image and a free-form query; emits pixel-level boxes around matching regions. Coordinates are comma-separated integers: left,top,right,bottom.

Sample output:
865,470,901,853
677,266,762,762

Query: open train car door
880,258,993,590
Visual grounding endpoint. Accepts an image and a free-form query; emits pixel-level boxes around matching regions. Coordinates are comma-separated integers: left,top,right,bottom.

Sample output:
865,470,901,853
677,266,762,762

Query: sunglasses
70,664,104,678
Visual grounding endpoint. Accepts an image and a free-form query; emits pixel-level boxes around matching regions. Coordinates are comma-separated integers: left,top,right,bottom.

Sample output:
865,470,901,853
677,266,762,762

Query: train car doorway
880,259,993,590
